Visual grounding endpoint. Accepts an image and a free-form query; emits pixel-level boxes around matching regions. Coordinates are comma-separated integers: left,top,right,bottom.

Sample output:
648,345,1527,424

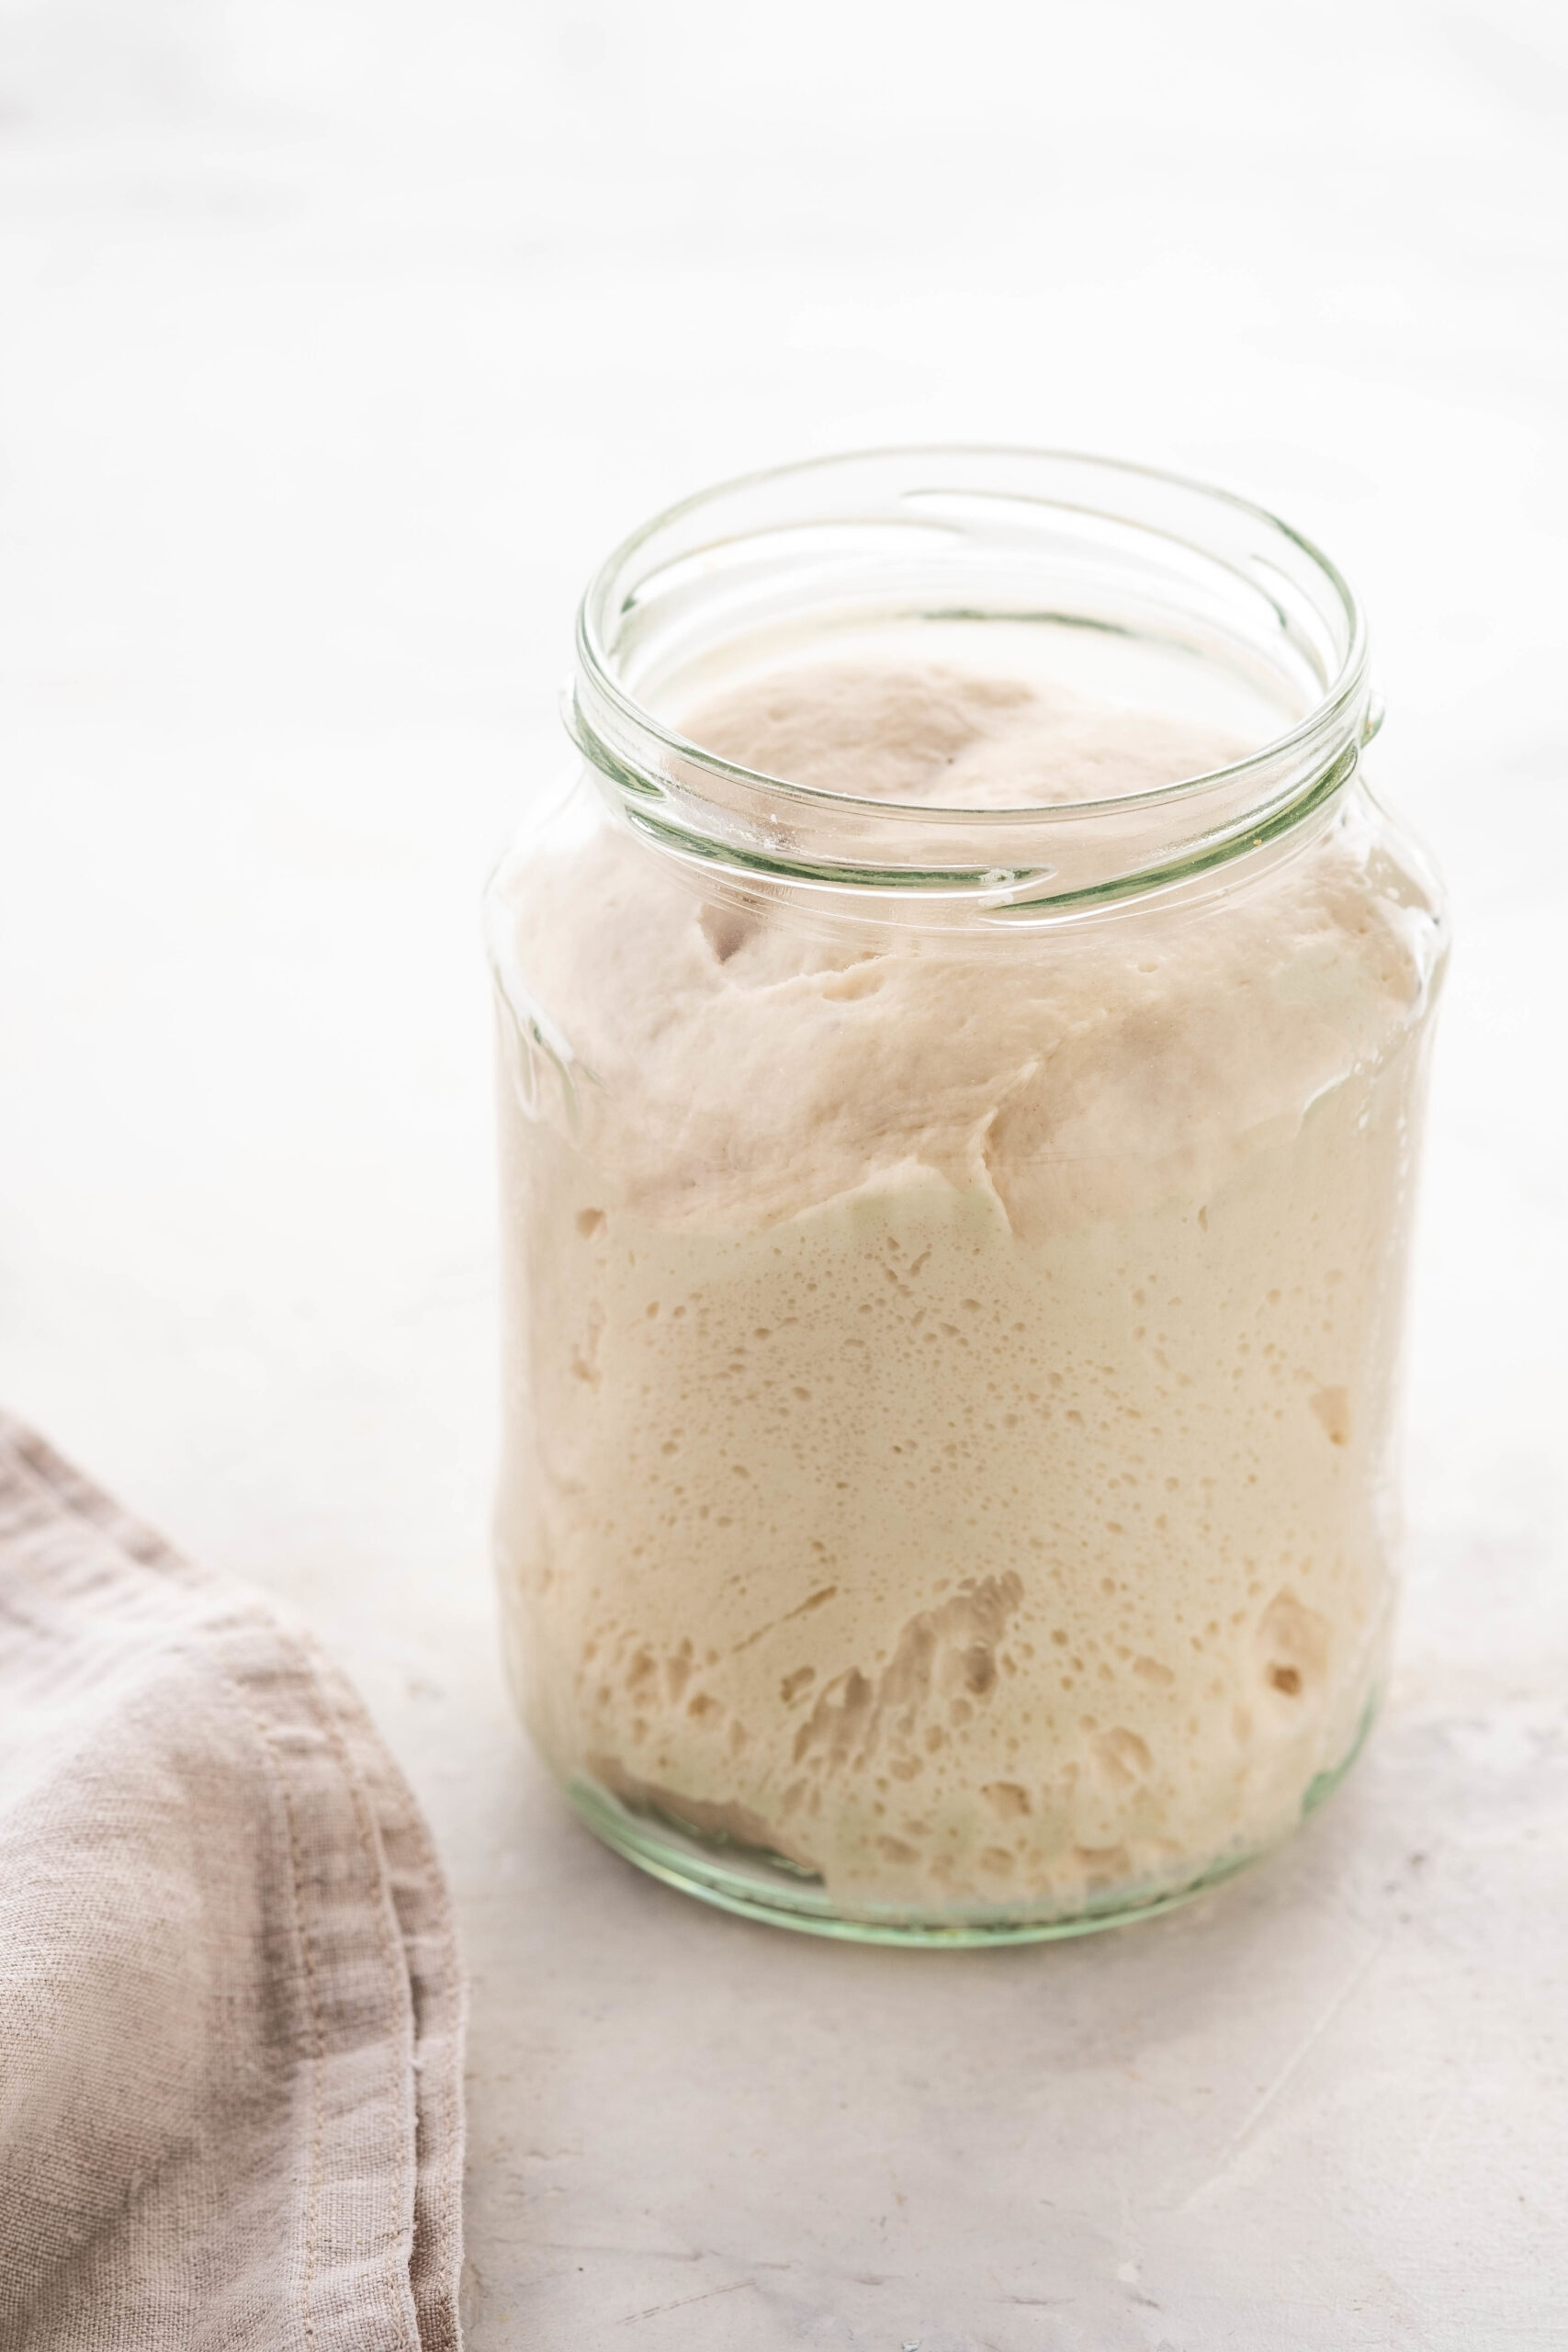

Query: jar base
560,1701,1375,1947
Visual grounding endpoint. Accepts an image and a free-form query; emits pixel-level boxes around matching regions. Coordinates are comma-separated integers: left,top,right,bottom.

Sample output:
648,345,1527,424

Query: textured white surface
1,4,1565,2344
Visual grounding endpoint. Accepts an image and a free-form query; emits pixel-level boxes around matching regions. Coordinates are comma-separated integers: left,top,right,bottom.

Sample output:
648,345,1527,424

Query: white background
2,3,1566,2345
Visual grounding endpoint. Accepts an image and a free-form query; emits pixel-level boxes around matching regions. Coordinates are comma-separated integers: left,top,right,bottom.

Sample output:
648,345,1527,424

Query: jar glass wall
485,450,1449,1944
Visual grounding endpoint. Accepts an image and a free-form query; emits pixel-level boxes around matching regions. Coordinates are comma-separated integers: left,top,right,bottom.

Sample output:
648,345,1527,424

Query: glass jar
485,448,1448,1945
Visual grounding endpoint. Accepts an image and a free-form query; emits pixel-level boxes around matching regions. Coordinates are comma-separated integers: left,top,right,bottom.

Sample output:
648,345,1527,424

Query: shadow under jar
485,448,1449,1945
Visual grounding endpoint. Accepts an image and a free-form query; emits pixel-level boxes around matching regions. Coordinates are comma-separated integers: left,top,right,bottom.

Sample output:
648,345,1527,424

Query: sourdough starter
489,652,1440,1915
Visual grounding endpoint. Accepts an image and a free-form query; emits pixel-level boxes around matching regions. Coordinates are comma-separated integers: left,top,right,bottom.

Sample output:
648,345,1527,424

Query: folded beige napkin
0,1413,465,2351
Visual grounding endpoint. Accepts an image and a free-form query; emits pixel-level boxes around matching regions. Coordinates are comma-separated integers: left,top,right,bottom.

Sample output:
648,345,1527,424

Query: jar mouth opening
572,444,1369,829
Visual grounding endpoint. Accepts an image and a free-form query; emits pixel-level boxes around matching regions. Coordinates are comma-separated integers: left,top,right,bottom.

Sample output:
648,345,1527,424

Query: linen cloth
0,1412,465,2351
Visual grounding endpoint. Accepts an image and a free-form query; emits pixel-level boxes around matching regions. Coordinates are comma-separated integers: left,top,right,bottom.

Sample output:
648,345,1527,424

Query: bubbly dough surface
491,653,1441,1917
675,656,1248,806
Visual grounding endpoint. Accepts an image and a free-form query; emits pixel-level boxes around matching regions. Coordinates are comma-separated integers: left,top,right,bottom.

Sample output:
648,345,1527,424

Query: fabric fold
0,1413,465,2352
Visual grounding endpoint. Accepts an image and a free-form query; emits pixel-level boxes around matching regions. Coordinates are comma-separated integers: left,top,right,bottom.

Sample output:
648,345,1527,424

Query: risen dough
490,656,1441,1916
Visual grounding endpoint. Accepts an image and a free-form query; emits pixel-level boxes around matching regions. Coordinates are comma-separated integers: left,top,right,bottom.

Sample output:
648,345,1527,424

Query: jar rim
567,446,1373,913
572,443,1369,826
